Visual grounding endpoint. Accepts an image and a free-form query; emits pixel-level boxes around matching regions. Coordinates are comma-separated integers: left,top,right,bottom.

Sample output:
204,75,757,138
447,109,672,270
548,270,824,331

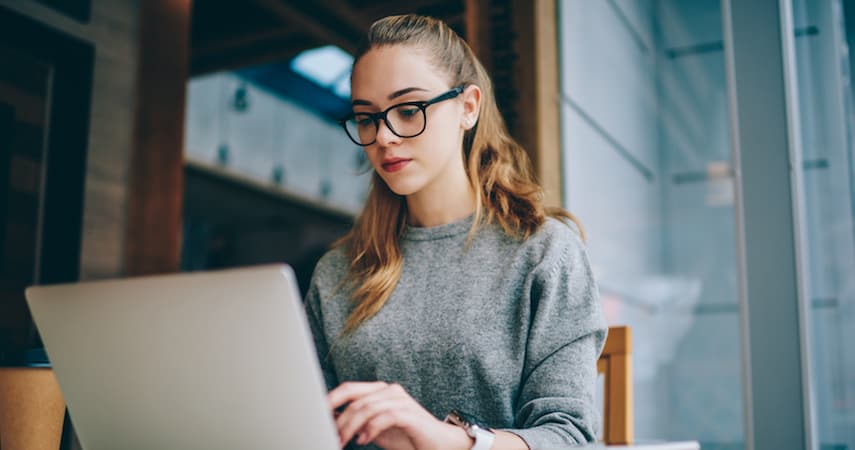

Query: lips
381,157,412,173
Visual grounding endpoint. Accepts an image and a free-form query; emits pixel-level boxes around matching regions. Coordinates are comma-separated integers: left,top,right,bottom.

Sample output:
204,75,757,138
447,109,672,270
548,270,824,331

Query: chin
380,175,424,197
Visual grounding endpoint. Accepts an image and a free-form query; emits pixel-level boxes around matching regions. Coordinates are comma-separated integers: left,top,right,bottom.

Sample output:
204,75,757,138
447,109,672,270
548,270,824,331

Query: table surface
574,441,701,450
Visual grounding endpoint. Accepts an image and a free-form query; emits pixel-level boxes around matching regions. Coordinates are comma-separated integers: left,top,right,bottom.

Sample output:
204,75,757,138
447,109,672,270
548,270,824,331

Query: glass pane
183,71,369,214
791,1,855,448
558,1,744,448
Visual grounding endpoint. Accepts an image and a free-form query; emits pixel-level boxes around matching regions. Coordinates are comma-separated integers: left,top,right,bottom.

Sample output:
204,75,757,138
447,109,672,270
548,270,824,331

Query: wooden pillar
465,0,564,207
464,0,493,74
511,0,563,207
125,0,191,275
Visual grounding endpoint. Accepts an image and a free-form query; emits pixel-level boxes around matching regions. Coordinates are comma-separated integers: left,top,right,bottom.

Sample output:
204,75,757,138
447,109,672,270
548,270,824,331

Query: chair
0,367,66,450
597,325,633,445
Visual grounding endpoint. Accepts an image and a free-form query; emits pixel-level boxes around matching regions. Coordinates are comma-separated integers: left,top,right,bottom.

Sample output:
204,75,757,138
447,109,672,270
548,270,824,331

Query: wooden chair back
0,368,65,450
597,326,633,445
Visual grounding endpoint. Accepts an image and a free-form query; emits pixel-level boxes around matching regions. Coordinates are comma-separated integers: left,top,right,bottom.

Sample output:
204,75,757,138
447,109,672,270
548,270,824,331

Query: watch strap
470,425,495,450
445,410,495,450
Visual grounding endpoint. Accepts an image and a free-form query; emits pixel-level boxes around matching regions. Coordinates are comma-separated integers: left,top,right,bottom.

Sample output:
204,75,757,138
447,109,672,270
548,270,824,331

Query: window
791,1,855,448
559,2,743,447
183,45,368,213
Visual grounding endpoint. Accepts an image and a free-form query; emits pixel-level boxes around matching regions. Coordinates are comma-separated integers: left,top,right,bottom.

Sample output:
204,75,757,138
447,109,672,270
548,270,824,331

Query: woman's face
350,45,476,197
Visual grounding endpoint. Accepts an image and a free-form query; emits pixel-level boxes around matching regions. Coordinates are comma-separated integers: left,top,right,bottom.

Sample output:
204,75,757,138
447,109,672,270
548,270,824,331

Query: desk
576,441,700,450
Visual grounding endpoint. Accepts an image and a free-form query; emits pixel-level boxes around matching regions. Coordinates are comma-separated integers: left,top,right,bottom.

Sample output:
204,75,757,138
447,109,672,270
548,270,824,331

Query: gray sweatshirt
304,214,607,449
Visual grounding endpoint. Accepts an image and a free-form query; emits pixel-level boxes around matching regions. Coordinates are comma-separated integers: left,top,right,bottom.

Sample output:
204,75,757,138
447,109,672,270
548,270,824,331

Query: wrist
443,421,476,450
444,409,495,450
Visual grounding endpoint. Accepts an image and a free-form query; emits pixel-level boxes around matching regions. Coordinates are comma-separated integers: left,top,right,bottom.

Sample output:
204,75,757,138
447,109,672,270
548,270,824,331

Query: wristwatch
444,409,496,450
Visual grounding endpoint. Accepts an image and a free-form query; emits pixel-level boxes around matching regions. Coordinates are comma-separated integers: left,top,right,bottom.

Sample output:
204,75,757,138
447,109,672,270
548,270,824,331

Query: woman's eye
399,108,419,118
356,117,374,127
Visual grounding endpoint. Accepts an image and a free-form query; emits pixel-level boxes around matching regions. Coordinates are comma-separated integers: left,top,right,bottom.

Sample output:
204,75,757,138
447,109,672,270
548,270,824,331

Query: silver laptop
25,264,339,450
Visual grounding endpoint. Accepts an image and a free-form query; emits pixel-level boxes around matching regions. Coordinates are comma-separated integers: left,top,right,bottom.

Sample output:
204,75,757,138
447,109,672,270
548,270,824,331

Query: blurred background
0,1,852,449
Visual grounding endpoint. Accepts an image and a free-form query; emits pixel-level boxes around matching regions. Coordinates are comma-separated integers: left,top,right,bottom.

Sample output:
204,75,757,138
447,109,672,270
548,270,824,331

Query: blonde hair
336,14,581,334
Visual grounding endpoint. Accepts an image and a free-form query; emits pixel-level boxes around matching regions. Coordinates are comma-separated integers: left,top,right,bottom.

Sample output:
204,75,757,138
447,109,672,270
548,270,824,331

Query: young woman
305,14,607,450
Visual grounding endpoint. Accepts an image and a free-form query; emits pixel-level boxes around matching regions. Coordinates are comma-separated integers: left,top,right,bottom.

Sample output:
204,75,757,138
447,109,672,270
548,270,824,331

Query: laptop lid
25,264,338,450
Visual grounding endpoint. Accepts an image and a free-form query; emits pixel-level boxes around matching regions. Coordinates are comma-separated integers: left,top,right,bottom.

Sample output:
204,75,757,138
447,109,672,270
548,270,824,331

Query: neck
406,161,476,228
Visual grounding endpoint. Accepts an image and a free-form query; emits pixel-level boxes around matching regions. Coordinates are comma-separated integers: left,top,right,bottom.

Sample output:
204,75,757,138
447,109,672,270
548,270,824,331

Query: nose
374,118,400,146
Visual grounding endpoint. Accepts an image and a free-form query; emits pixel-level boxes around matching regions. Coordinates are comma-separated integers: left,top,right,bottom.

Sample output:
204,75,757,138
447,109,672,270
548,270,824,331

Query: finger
358,410,411,445
337,397,407,446
332,383,412,444
339,382,409,421
327,381,388,410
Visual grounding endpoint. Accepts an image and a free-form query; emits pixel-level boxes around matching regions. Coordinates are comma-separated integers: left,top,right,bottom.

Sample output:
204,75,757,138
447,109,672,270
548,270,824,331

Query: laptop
25,264,339,450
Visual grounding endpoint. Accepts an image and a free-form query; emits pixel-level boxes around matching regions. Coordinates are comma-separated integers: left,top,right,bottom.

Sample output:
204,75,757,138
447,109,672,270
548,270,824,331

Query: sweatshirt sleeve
304,270,339,392
503,224,608,448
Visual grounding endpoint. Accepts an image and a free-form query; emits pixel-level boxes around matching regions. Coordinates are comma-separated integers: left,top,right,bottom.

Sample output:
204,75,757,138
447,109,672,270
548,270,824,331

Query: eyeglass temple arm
425,85,465,106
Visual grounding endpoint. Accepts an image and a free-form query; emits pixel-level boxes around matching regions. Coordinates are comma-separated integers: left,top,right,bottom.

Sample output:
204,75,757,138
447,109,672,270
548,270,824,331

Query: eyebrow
351,87,429,106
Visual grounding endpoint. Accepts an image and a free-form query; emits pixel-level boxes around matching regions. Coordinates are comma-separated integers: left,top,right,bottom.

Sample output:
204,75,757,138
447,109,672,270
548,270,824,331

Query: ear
461,84,481,130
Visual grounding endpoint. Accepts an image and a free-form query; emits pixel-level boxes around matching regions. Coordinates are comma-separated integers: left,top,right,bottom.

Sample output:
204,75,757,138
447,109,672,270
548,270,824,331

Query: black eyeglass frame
339,85,465,146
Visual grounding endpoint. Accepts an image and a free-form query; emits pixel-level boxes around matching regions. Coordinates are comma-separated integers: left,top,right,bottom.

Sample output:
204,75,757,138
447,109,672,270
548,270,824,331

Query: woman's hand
328,381,472,450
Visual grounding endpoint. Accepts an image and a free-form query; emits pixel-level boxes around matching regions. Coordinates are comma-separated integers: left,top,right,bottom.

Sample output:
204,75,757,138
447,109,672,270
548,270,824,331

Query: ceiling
189,0,467,76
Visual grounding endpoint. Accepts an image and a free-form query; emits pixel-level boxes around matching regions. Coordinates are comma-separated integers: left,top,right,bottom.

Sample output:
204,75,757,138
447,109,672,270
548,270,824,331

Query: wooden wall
0,0,142,281
0,1,178,448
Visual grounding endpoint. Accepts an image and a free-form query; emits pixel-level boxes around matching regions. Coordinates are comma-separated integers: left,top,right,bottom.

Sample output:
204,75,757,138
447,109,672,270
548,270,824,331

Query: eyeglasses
339,85,464,146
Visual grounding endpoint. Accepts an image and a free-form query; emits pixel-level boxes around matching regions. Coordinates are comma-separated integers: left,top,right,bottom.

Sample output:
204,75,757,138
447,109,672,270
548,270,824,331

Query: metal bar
689,298,838,315
843,0,855,279
606,0,651,54
667,26,818,59
721,0,816,449
802,158,829,170
559,93,656,182
671,158,828,185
